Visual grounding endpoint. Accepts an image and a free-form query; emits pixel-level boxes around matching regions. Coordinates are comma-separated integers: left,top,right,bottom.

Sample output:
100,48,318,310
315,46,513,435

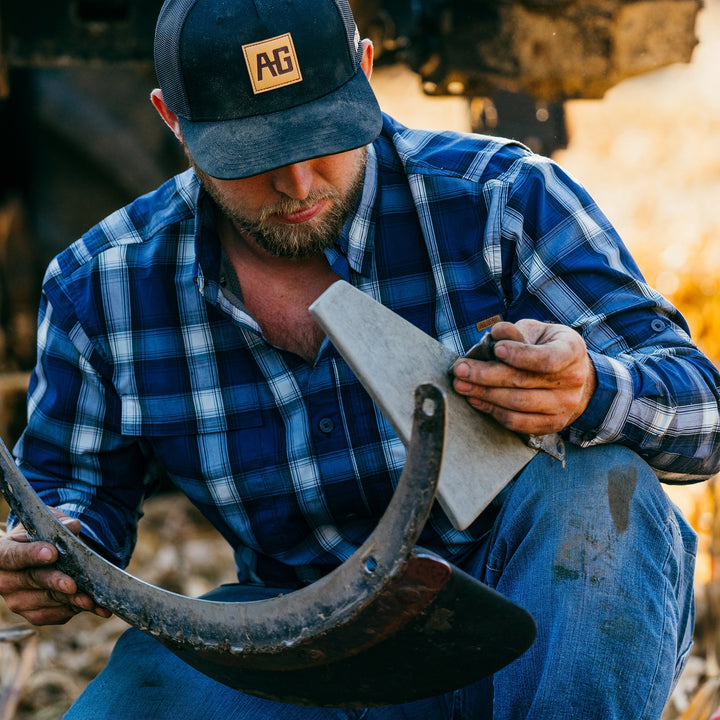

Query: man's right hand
0,508,112,625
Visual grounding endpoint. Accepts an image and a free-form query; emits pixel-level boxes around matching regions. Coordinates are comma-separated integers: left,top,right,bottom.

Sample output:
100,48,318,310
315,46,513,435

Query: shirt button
318,417,335,434
651,319,665,332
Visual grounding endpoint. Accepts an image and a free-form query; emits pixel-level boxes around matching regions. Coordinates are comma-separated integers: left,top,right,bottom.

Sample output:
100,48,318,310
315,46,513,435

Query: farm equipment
0,0,703,384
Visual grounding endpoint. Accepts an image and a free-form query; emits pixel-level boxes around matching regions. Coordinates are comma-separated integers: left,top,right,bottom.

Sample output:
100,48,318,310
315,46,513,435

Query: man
0,0,718,717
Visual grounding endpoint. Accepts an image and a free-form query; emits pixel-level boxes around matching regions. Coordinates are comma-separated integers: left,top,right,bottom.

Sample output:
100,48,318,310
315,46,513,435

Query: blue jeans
65,445,697,719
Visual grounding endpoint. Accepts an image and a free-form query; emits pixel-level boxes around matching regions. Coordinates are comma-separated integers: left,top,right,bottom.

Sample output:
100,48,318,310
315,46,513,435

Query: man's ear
150,89,183,142
360,39,374,81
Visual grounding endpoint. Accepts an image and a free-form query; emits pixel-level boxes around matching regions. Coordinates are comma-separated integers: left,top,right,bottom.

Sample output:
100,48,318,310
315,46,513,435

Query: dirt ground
2,2,720,717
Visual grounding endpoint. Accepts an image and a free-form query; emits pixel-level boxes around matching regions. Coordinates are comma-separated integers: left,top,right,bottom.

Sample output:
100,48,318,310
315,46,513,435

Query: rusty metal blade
309,280,537,531
0,384,536,706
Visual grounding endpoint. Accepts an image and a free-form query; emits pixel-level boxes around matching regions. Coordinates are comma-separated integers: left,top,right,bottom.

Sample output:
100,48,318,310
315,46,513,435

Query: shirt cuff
566,351,634,446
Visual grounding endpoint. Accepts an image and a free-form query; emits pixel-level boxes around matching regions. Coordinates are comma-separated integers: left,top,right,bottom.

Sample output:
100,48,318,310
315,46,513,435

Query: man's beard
190,149,367,260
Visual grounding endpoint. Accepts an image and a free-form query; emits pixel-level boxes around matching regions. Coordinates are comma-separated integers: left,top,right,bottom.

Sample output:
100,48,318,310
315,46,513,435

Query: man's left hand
451,319,597,435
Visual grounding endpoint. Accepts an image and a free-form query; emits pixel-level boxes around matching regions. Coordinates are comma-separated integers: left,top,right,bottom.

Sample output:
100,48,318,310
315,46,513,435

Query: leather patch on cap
243,33,303,94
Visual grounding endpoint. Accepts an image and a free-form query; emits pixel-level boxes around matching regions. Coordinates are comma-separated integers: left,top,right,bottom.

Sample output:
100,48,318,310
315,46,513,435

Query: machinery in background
0,0,703,419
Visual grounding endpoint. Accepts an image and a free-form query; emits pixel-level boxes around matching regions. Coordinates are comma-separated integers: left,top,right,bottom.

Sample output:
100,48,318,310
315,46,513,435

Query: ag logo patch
243,33,302,94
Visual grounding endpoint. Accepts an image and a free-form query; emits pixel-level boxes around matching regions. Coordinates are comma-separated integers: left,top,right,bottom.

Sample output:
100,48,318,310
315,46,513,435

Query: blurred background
0,0,719,716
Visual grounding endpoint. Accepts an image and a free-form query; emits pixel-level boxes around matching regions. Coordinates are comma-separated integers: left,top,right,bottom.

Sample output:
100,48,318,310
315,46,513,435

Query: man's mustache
258,189,340,221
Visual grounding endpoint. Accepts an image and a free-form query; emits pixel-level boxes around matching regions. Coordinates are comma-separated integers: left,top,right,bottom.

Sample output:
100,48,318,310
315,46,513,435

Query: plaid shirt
15,114,720,585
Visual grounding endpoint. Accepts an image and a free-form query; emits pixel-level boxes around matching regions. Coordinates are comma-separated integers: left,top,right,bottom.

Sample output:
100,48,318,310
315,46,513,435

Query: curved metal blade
0,384,536,706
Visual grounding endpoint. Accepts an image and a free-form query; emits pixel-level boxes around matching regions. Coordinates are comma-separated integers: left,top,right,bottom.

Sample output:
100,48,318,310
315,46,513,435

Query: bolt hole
422,398,436,417
365,556,378,573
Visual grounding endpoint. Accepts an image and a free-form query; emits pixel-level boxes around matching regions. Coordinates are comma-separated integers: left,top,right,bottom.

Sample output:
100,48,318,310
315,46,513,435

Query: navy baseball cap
154,0,383,179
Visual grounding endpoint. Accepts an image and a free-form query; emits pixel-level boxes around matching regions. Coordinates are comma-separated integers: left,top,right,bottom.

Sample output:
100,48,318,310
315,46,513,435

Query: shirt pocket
120,385,263,437
119,389,270,492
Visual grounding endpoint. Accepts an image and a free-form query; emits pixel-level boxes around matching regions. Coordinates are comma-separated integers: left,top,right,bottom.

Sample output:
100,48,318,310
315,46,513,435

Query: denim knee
477,443,698,719
491,443,692,563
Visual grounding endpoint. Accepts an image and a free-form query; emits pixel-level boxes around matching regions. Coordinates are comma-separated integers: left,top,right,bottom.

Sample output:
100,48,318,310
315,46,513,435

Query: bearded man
1,0,718,718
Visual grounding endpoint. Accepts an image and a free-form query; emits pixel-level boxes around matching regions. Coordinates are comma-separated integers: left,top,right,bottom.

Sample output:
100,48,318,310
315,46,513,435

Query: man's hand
0,508,112,626
451,319,597,435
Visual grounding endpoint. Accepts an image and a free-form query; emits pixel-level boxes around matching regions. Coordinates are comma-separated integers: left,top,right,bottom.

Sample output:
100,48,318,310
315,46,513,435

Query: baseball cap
154,0,383,179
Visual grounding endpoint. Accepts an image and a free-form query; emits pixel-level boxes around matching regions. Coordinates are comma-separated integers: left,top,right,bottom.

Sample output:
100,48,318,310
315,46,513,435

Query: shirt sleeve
497,154,720,481
12,272,151,567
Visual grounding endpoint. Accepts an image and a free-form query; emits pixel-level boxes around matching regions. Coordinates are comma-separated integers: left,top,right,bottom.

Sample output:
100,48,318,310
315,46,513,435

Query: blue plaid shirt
15,114,720,585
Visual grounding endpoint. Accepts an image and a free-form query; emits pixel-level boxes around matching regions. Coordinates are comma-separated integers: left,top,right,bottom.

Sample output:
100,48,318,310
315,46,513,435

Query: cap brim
178,70,383,180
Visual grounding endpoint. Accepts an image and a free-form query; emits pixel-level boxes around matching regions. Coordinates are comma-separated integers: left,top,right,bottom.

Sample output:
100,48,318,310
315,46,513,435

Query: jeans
64,444,697,719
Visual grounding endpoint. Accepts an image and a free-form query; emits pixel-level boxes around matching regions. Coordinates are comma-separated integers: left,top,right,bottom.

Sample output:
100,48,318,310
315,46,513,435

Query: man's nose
270,162,314,199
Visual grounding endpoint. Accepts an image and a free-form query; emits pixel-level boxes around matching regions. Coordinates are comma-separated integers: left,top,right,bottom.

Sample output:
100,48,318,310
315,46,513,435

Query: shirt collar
337,143,377,278
193,177,223,293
